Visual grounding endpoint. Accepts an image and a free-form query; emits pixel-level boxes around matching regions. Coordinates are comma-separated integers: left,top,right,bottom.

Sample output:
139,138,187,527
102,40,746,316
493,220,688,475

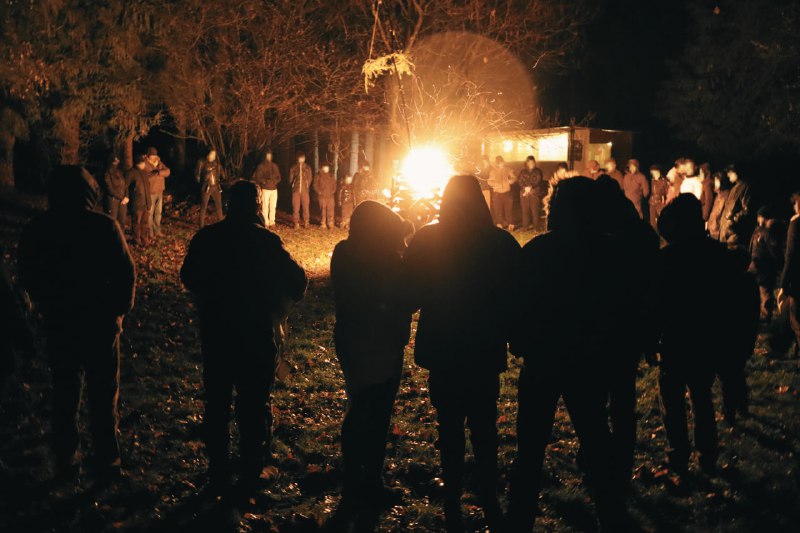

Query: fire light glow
400,146,454,198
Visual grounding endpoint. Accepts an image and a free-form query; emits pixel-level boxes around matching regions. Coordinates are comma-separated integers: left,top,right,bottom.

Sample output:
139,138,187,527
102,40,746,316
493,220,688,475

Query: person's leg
482,190,491,211
302,191,311,226
608,357,638,491
658,365,690,472
235,355,275,491
342,203,353,228
108,198,119,221
212,187,223,221
47,333,83,473
520,195,531,229
688,371,719,471
508,366,561,531
148,194,157,237
531,195,541,231
202,351,234,486
84,330,122,473
292,192,301,226
268,189,278,226
153,192,163,235
465,375,501,519
200,188,210,228
261,190,270,227
318,197,327,228
341,388,370,499
503,192,514,229
133,210,142,244
119,201,128,230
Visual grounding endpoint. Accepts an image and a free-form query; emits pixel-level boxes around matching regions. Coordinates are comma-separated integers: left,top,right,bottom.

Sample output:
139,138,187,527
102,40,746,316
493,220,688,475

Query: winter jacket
353,171,377,203
708,190,729,240
195,158,224,191
251,160,281,190
622,172,650,218
18,166,135,332
289,163,313,194
104,166,128,201
143,158,170,194
748,223,785,288
679,176,703,200
312,171,337,198
650,177,669,203
719,180,753,245
780,215,800,298
517,168,544,197
126,167,153,212
700,177,715,221
488,165,516,194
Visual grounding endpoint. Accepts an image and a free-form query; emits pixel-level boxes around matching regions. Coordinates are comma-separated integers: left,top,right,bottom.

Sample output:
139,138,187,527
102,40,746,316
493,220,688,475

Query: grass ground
1,192,799,532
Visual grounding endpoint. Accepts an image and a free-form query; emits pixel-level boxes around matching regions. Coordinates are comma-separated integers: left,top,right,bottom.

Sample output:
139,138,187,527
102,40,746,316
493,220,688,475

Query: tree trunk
332,130,340,180
364,131,374,169
174,115,187,177
349,130,360,176
122,135,134,171
0,132,15,188
312,129,320,173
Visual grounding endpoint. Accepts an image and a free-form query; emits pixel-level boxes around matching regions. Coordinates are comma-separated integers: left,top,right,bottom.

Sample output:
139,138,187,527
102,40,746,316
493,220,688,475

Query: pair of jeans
261,189,278,227
148,192,163,237
520,194,541,230
200,186,223,228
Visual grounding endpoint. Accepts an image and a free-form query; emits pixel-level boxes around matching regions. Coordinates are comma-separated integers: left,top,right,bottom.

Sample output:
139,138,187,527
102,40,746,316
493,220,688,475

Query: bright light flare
400,147,454,199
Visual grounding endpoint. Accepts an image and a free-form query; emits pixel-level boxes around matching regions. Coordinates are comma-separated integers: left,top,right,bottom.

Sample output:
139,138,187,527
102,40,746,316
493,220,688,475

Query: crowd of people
2,156,800,533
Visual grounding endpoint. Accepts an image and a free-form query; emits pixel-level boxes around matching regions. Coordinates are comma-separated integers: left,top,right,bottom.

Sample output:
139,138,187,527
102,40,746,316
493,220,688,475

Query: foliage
362,52,415,93
659,0,800,158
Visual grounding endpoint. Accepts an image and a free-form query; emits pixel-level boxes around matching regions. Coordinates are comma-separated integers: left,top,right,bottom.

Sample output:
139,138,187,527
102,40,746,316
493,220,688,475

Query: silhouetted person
779,188,800,354
622,158,650,219
508,177,630,533
103,154,129,229
195,149,225,228
718,164,754,249
126,155,153,246
18,165,136,481
181,180,307,502
313,163,337,229
405,175,520,532
353,161,378,205
1,252,35,399
708,172,732,240
331,201,413,518
654,194,736,475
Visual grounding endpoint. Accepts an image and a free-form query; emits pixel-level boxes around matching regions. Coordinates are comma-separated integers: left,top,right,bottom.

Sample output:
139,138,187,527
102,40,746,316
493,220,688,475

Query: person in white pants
250,150,282,227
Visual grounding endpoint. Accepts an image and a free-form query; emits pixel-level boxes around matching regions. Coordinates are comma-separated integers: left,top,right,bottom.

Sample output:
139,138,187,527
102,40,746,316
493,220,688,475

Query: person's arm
180,234,206,294
641,174,650,198
274,237,308,302
106,219,136,316
158,161,171,179
274,164,282,186
780,219,799,294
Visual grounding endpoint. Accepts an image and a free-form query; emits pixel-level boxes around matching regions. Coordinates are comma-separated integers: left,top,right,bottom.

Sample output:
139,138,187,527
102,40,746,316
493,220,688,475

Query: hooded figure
405,175,520,532
508,177,630,532
331,201,413,513
18,165,136,481
181,180,307,500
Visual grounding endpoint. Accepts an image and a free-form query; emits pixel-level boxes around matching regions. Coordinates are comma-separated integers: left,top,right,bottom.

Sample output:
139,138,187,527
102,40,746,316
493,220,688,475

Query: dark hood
438,175,493,228
47,165,100,212
348,200,411,251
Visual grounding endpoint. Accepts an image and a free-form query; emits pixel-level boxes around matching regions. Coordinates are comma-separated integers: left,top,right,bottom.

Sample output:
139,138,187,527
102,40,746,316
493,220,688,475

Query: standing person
353,161,377,205
17,165,136,482
313,163,337,229
654,194,735,475
708,172,732,240
195,149,225,228
289,152,312,229
622,159,650,219
699,163,715,223
103,154,129,230
126,156,153,247
518,156,544,231
666,158,685,203
649,164,669,229
405,175,520,532
679,159,702,199
583,159,602,180
779,188,800,349
338,175,356,230
749,206,787,322
605,158,624,189
508,177,630,532
330,201,413,517
488,155,516,230
181,180,307,501
718,164,754,249
250,150,282,228
143,147,170,239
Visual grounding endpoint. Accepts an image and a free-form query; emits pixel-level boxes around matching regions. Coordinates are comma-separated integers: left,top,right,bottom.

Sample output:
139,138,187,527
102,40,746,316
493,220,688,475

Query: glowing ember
399,146,454,199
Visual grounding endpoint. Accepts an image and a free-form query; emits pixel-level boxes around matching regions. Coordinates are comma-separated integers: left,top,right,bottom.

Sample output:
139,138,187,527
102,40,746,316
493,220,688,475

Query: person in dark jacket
622,159,650,219
508,177,630,532
18,165,136,481
605,158,624,189
143,147,170,238
749,205,787,322
708,172,732,240
250,150,282,228
126,156,153,246
196,149,225,228
779,188,800,349
518,156,544,231
289,152,313,229
699,163,715,223
718,164,754,249
313,164,337,229
405,175,520,532
649,164,668,230
181,180,307,501
103,154,129,229
353,161,378,205
331,201,413,516
338,175,356,229
654,194,736,475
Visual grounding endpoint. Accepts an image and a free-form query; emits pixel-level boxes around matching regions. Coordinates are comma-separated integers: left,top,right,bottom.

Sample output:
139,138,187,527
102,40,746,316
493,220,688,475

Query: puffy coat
313,171,337,198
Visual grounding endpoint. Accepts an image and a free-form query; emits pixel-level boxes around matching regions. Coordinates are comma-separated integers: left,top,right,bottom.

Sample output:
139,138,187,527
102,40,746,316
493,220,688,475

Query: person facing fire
649,164,668,229
605,157,624,189
126,155,153,246
679,158,702,200
488,155,517,230
250,149,282,228
195,149,225,228
338,175,356,229
353,161,377,205
313,163,337,229
405,175,520,532
180,180,307,502
289,152,313,229
718,164,755,250
103,154,129,230
143,147,170,239
584,159,602,180
622,159,650,219
330,201,414,518
518,155,545,231
18,165,136,482
749,205,786,322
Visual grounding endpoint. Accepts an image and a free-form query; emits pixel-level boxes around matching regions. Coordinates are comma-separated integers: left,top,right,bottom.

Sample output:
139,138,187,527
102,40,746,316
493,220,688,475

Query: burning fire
399,146,454,199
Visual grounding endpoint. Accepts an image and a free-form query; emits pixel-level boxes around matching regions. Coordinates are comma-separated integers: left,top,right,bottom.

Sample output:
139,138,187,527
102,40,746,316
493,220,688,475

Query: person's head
627,159,639,174
265,150,273,162
348,200,412,253
605,158,617,172
46,165,100,212
344,174,353,185
321,164,330,174
756,205,773,227
227,180,262,221
207,149,217,162
362,161,370,172
657,193,705,243
495,155,505,168
439,175,493,229
525,155,536,170
726,164,738,183
649,164,662,179
699,162,711,180
555,162,569,179
587,160,600,172
682,158,695,177
296,152,306,164
713,171,731,192
146,147,159,165
545,176,596,232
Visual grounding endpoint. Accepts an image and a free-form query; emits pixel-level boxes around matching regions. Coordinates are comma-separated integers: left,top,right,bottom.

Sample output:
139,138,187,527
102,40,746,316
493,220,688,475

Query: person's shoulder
489,226,521,250
521,231,555,254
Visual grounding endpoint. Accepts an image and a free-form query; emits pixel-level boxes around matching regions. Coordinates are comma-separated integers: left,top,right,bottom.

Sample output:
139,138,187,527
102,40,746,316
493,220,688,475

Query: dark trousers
650,201,665,231
133,209,150,245
106,197,128,230
759,285,775,321
47,327,121,470
509,366,627,532
658,363,718,469
429,372,500,508
492,191,514,227
718,362,748,423
202,344,276,485
520,194,541,230
341,202,354,228
318,196,335,227
292,190,310,225
607,358,638,488
341,376,400,498
200,186,223,228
